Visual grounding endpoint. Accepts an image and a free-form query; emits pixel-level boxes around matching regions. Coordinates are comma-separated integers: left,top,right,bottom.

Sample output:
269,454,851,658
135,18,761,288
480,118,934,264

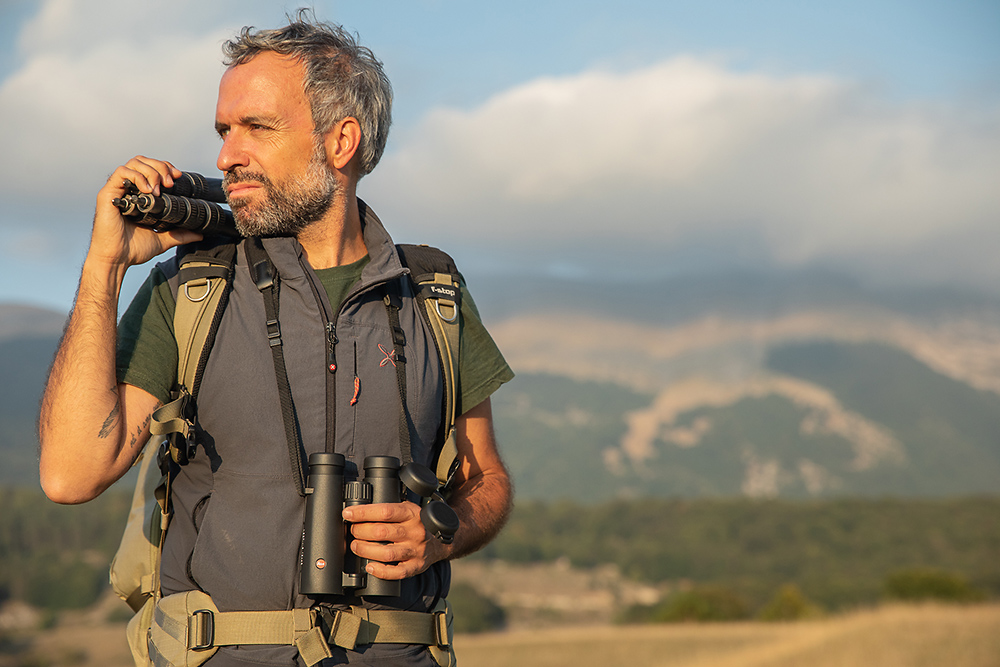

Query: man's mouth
226,183,260,198
224,171,269,200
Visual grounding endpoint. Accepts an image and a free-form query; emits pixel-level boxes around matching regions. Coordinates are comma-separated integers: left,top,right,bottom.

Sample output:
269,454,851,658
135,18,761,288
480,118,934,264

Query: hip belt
146,590,454,667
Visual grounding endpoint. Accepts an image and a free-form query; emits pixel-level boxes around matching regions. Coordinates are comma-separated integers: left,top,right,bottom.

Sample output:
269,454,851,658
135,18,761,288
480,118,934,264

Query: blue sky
0,0,997,311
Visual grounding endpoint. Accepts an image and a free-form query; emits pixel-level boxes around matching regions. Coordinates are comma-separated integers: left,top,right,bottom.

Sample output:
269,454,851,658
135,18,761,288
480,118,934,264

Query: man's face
215,52,338,236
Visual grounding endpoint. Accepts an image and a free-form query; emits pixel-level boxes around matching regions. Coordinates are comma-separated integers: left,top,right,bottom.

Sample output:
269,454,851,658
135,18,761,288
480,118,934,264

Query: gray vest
156,206,448,630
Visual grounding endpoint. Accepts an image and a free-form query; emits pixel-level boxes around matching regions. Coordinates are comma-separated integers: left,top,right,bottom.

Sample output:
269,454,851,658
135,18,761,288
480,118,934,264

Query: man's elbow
40,473,99,505
38,448,104,505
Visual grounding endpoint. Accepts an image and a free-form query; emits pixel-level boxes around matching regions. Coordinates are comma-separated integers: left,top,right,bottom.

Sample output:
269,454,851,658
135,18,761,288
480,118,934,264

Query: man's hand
341,398,513,581
89,155,202,272
343,501,450,580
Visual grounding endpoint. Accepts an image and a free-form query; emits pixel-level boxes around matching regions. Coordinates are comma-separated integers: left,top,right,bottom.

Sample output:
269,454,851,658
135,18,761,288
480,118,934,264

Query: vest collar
252,199,408,292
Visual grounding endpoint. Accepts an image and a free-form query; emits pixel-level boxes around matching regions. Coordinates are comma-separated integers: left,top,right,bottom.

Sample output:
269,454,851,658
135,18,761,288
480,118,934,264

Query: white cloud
368,56,1000,279
0,0,240,203
2,1,998,297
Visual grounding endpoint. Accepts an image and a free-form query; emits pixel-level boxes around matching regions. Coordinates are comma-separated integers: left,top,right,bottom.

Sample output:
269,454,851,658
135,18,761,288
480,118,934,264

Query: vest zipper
299,253,408,458
327,322,338,373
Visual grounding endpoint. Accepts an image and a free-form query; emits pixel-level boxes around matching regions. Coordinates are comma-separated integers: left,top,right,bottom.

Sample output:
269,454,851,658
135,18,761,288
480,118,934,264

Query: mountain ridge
4,267,1000,499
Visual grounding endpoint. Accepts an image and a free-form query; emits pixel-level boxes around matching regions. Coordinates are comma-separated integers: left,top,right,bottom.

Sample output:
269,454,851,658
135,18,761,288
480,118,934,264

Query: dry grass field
7,602,999,667
454,604,1000,667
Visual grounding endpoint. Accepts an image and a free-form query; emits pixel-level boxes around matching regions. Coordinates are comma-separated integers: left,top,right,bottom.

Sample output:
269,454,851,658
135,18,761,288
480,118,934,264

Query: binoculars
113,171,240,237
300,454,460,598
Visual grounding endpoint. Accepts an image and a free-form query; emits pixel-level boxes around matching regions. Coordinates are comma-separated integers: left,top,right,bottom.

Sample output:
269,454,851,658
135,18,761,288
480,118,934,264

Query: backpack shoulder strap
150,238,237,465
112,239,237,617
395,244,463,490
174,239,237,395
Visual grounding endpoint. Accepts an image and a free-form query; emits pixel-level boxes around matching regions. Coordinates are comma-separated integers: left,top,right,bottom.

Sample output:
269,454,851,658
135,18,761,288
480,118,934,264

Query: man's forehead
216,51,310,117
222,51,306,86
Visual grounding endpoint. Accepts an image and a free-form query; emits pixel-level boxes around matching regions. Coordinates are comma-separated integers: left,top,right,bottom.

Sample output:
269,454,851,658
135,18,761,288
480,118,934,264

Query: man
39,12,513,667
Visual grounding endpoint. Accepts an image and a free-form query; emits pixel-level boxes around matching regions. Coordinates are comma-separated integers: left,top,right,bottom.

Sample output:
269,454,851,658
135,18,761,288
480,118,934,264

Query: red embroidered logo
378,343,397,368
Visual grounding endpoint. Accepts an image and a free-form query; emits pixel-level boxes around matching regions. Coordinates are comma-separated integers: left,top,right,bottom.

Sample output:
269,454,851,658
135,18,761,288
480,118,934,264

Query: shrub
448,582,506,633
757,584,823,621
883,568,985,603
615,602,658,624
652,585,750,622
23,558,105,610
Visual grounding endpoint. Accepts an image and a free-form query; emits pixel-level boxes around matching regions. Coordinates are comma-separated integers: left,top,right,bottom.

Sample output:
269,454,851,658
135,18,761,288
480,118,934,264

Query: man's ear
325,117,362,173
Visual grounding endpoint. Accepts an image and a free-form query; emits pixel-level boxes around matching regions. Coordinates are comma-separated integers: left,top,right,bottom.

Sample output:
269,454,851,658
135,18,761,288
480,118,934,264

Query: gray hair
222,9,393,177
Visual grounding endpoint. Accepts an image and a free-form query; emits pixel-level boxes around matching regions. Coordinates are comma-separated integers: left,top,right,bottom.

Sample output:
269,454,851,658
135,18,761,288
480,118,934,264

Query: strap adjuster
189,608,215,651
433,610,450,649
266,318,282,347
391,324,406,347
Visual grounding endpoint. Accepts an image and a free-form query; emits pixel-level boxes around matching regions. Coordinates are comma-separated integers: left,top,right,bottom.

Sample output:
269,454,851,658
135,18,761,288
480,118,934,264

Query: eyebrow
215,114,282,137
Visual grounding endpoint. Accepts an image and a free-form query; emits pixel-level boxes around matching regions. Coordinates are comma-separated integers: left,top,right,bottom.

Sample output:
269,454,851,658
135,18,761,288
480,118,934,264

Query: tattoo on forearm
128,415,151,451
98,402,121,439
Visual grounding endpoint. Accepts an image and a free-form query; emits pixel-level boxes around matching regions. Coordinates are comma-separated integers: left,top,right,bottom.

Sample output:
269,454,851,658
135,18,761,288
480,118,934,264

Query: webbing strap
244,238,308,497
199,608,315,646
198,606,447,649
151,594,448,666
149,394,189,438
175,261,230,392
319,605,450,650
420,272,462,487
383,291,413,465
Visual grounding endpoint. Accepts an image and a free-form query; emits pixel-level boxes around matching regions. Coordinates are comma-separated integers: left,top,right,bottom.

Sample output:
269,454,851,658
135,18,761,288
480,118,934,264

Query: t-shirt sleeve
456,283,514,416
116,265,178,405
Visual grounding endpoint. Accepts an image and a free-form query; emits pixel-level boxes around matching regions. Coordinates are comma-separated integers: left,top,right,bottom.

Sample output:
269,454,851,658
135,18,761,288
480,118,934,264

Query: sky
0,0,998,312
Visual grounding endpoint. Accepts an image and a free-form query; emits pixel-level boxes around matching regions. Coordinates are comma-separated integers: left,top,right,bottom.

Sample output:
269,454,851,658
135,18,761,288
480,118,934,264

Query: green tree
448,582,506,633
24,557,105,610
883,568,985,603
653,586,750,622
757,584,823,621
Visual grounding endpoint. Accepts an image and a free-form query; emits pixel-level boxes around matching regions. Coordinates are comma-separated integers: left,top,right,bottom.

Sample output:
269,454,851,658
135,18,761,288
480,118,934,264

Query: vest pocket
189,469,305,611
192,493,211,531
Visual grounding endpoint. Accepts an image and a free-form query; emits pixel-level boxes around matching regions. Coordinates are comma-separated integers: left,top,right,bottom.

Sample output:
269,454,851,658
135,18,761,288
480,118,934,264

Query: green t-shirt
116,256,513,417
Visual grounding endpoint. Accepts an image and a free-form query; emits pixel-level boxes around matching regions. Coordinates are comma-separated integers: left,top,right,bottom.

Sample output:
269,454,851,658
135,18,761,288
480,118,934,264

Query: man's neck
296,190,367,269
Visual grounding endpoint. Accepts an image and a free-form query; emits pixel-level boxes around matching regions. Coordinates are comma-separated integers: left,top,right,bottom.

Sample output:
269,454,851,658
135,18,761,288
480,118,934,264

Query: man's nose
217,133,250,173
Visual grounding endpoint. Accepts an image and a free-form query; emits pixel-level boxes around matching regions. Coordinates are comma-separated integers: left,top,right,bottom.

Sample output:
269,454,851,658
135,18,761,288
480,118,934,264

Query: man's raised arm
39,156,201,504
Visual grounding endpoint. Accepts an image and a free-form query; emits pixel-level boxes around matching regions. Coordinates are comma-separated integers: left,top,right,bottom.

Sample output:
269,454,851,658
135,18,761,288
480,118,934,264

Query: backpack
109,238,463,666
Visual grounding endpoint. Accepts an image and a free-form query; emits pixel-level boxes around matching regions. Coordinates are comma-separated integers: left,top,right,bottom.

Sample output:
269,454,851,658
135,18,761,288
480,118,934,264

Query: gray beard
224,146,338,237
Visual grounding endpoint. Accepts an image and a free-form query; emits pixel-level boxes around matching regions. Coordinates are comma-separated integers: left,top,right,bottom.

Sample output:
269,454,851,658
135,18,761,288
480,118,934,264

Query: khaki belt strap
185,607,449,649
190,608,314,647
150,593,333,667
325,606,449,649
165,600,449,666
187,607,331,666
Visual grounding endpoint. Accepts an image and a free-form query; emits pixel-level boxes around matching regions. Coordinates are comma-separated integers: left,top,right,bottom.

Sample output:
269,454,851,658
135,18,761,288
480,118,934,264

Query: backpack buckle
188,608,215,651
167,420,197,465
433,609,450,649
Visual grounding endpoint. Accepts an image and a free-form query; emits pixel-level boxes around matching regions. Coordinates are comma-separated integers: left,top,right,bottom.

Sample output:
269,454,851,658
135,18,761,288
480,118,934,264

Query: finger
351,538,415,564
363,560,415,581
124,155,177,195
161,229,204,248
162,160,184,182
343,503,410,524
349,520,407,543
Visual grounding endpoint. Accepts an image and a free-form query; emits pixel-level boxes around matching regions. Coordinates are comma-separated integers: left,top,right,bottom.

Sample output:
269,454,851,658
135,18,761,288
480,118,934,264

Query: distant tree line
2,488,997,619
0,487,129,610
618,569,986,624
477,496,1000,611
